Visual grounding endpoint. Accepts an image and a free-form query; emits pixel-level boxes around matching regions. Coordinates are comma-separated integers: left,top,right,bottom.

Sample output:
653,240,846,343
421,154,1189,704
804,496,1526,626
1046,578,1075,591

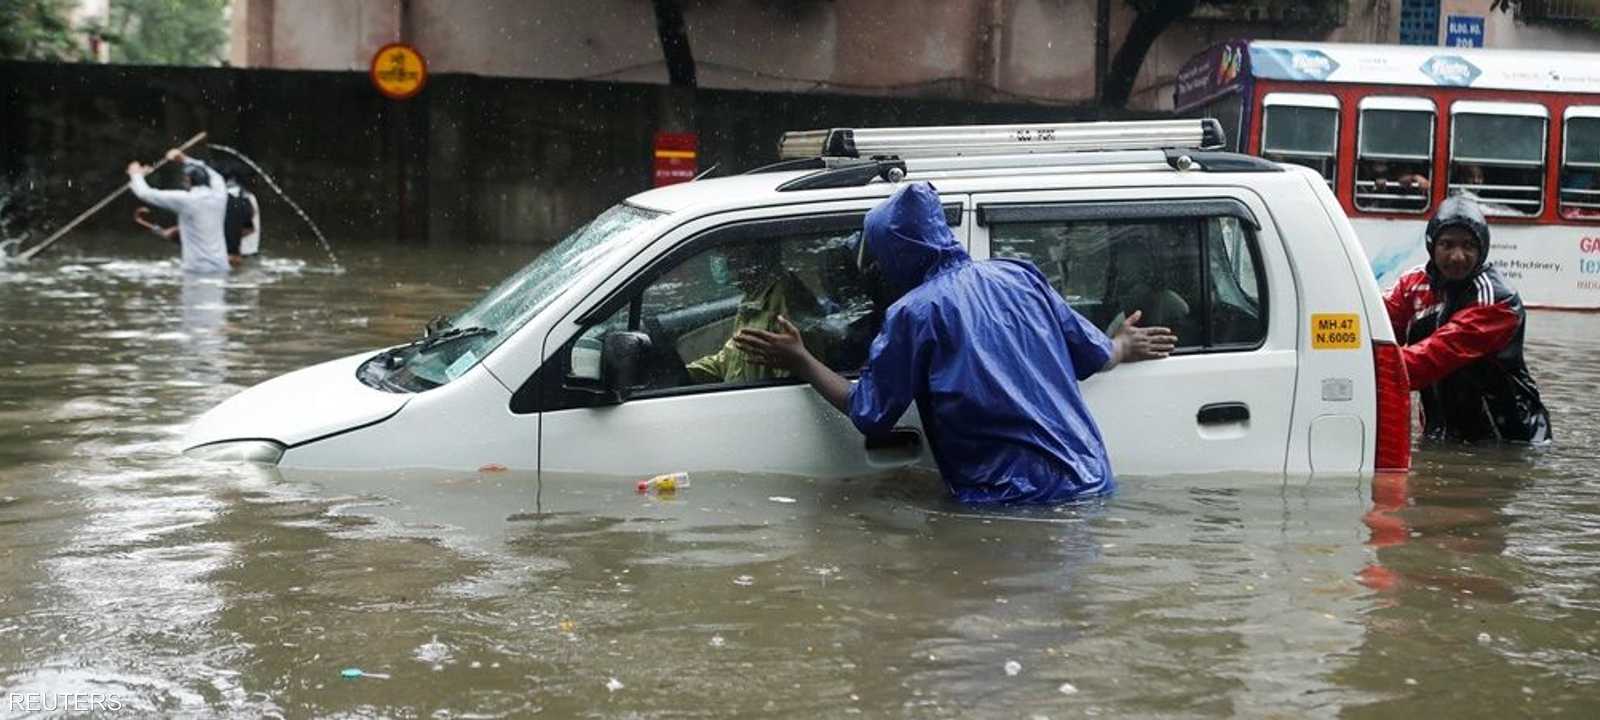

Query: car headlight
184,439,286,465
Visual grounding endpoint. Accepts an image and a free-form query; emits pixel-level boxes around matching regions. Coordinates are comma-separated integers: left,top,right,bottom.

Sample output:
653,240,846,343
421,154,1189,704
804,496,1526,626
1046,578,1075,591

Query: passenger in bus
1383,196,1550,443
1372,162,1430,195
733,183,1178,505
1450,163,1486,194
1560,169,1600,219
1451,163,1525,216
1361,160,1431,212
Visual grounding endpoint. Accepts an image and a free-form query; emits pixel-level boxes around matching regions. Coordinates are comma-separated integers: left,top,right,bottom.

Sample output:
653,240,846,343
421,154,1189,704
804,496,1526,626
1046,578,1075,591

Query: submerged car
185,119,1410,477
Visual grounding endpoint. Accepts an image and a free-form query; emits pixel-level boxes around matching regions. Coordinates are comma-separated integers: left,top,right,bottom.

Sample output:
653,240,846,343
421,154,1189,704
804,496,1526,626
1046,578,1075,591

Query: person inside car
1103,230,1192,341
1383,195,1550,443
733,182,1178,504
684,241,833,384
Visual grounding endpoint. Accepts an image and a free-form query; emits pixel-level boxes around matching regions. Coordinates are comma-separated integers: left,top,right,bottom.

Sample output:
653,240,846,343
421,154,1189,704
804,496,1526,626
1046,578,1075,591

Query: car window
990,214,1265,351
542,226,878,410
1205,216,1264,347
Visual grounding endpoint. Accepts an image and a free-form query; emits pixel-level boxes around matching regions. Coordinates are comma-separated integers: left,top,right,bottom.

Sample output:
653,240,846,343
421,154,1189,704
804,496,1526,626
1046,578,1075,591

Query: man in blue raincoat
735,182,1176,504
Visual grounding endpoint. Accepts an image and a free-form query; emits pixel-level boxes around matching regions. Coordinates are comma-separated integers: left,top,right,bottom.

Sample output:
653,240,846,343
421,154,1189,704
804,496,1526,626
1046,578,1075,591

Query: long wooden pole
16,131,208,262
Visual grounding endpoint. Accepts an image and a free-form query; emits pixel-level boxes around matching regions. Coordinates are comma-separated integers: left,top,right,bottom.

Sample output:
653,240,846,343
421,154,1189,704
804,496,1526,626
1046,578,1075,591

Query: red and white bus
1176,40,1600,309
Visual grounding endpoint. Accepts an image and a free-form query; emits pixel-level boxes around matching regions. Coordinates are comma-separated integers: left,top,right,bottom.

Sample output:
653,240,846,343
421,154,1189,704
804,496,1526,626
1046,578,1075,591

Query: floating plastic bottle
636,471,690,494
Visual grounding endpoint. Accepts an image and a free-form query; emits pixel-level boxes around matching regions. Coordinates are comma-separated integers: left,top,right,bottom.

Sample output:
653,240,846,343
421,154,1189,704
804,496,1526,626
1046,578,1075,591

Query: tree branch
1102,0,1199,108
652,0,697,88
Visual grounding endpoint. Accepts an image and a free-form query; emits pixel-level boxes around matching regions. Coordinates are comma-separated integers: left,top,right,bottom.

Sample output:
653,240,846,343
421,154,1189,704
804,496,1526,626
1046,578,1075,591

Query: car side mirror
600,330,652,400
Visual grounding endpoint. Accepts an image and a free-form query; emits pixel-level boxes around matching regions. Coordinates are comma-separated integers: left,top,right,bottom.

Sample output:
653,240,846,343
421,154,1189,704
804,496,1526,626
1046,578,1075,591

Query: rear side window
1355,97,1436,214
1562,107,1600,220
989,213,1265,351
1450,102,1547,217
1261,94,1339,186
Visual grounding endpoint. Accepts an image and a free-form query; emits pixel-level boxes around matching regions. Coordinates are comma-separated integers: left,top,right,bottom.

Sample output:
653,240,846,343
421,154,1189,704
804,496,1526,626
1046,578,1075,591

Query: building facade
223,1,1598,110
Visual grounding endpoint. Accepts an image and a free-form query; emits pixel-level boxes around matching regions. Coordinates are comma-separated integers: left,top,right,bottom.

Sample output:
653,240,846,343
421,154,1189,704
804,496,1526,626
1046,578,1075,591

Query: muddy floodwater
2,241,1598,718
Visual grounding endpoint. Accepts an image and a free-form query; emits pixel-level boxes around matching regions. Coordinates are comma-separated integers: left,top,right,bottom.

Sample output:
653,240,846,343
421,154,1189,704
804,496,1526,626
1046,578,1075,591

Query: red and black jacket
1384,264,1550,443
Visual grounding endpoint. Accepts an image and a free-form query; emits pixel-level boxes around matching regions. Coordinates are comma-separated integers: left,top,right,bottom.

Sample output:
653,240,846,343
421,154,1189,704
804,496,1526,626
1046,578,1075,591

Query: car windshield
363,203,662,392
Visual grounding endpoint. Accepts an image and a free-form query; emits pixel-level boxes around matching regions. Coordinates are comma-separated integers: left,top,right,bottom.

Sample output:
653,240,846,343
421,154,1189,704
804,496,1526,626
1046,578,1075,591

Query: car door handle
1197,402,1250,425
863,426,922,468
865,427,922,451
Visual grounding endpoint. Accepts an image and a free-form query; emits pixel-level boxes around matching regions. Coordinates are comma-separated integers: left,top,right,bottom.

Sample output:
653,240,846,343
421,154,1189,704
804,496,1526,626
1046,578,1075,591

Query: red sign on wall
653,131,698,187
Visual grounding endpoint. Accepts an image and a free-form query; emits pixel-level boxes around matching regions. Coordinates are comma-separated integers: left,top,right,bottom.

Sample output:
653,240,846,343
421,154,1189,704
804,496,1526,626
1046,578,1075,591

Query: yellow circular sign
370,43,427,100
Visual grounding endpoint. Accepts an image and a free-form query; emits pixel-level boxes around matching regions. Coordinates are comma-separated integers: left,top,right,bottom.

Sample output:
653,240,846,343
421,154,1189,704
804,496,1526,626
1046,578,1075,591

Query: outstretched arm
126,162,191,212
733,316,851,412
1100,310,1178,372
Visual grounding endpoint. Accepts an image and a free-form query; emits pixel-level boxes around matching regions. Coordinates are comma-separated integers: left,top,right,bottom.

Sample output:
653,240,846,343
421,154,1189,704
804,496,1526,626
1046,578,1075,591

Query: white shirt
129,160,230,273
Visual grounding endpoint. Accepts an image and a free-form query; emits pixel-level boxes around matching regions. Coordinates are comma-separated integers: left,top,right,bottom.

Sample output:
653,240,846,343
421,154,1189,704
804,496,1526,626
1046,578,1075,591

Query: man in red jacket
1384,196,1550,443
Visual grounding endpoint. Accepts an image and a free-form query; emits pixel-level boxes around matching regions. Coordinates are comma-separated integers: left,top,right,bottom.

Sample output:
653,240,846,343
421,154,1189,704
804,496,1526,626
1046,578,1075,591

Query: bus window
1450,101,1548,217
1355,97,1436,214
1561,107,1600,220
1191,93,1243,152
1261,93,1339,186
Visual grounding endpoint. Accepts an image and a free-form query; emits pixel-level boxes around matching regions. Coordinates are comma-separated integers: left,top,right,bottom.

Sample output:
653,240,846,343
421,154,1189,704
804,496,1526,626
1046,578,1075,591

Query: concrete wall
0,60,1137,251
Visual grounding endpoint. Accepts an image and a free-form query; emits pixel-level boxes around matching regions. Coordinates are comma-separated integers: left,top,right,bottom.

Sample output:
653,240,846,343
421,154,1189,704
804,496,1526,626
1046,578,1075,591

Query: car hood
185,352,411,449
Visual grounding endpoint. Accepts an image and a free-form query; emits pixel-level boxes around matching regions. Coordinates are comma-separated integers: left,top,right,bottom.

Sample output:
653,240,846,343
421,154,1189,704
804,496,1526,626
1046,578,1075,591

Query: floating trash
733,575,755,587
638,471,690,494
768,496,797,504
605,677,624,692
340,668,390,680
1004,660,1022,676
1059,682,1079,695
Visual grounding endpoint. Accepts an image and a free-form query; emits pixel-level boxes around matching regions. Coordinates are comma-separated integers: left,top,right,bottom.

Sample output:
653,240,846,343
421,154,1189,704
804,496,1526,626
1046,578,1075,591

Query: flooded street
2,243,1598,718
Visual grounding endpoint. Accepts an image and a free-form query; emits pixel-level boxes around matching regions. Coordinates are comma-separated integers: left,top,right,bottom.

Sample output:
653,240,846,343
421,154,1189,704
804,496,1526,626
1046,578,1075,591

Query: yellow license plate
1311,313,1361,350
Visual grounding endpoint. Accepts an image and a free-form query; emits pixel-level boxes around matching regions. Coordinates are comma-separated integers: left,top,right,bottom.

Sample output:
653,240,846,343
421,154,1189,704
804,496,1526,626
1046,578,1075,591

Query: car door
530,203,965,479
971,188,1299,475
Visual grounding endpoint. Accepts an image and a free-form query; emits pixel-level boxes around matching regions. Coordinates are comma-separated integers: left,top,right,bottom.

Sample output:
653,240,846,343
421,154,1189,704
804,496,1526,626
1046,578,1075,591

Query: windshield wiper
376,326,498,369
424,314,453,338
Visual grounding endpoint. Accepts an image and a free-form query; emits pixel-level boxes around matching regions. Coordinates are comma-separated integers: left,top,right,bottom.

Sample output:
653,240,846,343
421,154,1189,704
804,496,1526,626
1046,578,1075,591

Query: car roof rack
781,118,1225,160
771,118,1250,191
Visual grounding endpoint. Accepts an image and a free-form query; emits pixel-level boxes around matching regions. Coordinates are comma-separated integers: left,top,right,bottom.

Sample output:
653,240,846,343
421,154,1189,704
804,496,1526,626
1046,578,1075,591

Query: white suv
185,119,1411,476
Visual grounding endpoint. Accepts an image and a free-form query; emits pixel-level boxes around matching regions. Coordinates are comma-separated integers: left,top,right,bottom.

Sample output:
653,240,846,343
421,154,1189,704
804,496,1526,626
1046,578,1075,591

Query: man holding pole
126,148,229,273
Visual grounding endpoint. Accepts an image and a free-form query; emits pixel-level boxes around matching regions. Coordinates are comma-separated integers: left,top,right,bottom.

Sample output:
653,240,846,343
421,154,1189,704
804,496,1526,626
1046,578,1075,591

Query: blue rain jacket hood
862,182,970,298
850,182,1117,504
